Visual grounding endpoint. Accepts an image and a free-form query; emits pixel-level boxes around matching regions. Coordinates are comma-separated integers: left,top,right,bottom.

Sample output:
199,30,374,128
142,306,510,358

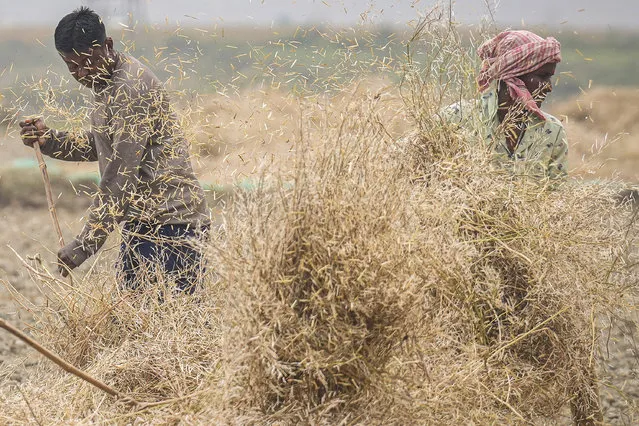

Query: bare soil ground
600,311,639,424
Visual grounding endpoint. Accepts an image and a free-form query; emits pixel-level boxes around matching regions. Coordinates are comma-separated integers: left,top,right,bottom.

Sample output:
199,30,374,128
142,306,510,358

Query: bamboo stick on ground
0,317,132,402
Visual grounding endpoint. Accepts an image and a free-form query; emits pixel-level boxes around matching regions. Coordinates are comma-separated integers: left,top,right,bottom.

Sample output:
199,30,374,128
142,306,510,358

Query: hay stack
215,97,420,422
213,88,638,423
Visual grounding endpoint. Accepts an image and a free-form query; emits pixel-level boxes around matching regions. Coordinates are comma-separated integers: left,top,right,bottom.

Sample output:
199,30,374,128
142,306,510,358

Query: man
443,30,567,180
19,7,209,293
447,30,600,425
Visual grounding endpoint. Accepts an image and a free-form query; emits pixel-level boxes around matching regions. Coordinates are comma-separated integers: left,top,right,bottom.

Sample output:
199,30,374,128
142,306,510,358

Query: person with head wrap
443,30,567,180
443,31,603,425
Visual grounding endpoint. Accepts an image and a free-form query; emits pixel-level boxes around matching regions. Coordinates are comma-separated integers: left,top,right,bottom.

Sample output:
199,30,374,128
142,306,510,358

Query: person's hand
57,245,78,278
19,117,49,148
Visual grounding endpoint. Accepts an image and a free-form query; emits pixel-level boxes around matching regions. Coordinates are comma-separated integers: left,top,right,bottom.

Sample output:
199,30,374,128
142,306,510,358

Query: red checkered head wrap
477,30,561,120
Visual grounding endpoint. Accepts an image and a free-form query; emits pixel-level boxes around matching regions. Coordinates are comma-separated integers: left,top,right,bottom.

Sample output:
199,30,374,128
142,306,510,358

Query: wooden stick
32,140,65,249
0,317,132,402
29,126,73,283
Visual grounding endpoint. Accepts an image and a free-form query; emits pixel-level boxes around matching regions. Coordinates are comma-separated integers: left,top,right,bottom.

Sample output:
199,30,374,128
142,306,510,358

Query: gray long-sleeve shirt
41,52,209,267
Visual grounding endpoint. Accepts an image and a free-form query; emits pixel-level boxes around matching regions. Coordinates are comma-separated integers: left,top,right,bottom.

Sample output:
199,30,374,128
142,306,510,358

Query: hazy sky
0,0,637,29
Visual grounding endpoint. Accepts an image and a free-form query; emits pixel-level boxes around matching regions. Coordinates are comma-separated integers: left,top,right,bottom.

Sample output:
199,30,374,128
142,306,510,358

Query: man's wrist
59,238,91,268
38,130,58,154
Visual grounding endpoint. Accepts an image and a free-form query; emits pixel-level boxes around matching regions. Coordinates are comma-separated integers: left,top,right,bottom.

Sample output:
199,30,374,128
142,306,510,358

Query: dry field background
1,18,639,424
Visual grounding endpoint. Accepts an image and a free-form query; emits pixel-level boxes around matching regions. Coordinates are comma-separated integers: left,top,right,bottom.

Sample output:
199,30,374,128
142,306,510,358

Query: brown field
554,87,639,182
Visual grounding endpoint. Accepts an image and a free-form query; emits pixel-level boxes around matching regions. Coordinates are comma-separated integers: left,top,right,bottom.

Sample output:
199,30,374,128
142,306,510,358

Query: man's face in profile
59,38,112,89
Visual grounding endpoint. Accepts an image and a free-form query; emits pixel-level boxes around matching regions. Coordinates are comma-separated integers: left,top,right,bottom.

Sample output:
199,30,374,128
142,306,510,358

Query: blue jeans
118,221,208,294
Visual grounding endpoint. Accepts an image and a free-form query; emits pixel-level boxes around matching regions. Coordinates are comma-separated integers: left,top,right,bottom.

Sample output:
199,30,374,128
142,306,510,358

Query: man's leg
117,222,159,290
157,224,208,294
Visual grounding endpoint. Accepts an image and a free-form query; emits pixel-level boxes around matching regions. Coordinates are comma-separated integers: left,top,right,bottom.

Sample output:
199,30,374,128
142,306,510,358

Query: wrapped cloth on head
477,30,561,120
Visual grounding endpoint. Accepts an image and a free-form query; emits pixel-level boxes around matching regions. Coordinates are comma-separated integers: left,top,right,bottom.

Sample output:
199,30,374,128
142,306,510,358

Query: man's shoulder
541,111,564,129
112,53,161,95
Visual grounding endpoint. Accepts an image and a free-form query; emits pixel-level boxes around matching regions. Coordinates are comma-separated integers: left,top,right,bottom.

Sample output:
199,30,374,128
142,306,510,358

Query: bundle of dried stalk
211,87,638,423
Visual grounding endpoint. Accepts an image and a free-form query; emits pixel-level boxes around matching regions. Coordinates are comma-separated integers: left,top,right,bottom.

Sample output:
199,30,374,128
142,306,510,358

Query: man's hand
19,118,49,148
57,244,78,278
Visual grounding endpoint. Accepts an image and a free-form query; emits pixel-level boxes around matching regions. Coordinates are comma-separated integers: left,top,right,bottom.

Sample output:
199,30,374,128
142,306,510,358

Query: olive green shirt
441,83,568,179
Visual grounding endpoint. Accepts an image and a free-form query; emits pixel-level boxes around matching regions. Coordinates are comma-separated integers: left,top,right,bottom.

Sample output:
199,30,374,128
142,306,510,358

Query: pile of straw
213,88,638,423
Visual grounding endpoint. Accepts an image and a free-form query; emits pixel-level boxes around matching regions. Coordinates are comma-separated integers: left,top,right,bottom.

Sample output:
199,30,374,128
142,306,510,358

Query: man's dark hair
54,7,106,53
